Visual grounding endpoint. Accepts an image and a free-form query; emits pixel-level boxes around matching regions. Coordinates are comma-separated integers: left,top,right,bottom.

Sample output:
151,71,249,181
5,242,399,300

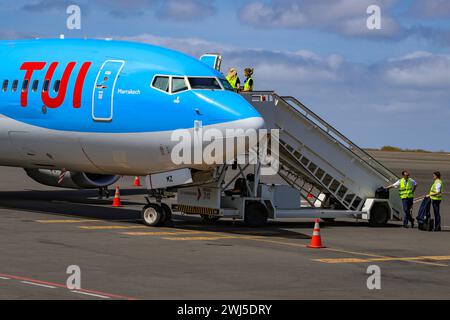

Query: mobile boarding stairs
149,91,403,227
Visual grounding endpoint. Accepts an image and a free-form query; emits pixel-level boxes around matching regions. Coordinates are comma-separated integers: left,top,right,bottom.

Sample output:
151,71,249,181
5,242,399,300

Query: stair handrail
278,94,398,182
244,91,398,183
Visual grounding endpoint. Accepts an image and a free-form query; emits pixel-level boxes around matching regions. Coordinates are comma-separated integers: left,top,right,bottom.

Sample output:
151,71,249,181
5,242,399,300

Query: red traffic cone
133,176,141,187
307,219,326,249
112,186,123,207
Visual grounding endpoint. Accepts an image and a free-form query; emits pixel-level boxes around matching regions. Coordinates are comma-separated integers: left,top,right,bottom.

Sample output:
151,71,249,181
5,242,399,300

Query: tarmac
1,151,450,300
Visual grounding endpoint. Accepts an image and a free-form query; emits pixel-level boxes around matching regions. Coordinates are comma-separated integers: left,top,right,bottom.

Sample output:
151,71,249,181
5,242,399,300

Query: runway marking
218,236,448,267
163,236,235,241
240,237,308,248
229,230,285,235
21,281,56,289
71,290,110,299
122,231,206,236
162,235,261,241
315,256,450,265
35,219,101,224
34,216,449,268
323,248,448,267
80,226,149,230
0,276,10,280
0,273,136,300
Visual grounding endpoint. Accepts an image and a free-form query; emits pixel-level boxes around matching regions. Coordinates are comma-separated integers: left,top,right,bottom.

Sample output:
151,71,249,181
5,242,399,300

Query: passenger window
53,80,61,93
172,77,188,93
22,80,29,92
2,80,8,92
152,76,169,93
32,80,39,92
12,80,18,92
43,80,50,92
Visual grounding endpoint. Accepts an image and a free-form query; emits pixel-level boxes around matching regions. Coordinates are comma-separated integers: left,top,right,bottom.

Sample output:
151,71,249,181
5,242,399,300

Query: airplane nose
192,91,265,127
192,91,265,165
230,114,265,132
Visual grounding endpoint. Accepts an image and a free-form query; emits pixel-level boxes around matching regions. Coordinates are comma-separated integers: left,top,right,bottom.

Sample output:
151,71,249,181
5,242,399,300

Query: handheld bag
416,198,434,232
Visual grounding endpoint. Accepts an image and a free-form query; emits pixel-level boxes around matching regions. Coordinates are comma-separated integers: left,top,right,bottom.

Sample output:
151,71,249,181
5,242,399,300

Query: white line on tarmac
0,277,10,280
71,290,110,299
21,281,57,289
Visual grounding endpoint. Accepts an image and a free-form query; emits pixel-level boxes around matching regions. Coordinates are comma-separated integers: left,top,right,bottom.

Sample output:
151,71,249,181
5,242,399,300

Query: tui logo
20,61,92,109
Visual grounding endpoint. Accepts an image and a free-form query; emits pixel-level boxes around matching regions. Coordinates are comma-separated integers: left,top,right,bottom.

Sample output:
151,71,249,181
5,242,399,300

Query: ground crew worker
226,68,241,92
386,171,417,228
243,67,254,92
426,171,443,232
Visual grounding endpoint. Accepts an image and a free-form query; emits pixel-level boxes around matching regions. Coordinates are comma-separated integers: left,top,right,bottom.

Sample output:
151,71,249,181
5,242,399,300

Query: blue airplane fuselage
0,39,263,176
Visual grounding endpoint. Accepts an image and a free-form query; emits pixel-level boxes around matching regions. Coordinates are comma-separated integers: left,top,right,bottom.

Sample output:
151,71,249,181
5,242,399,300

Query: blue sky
2,0,450,151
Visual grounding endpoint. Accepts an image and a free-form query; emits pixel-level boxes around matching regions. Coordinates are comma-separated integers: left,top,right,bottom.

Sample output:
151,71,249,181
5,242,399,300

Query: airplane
0,39,264,226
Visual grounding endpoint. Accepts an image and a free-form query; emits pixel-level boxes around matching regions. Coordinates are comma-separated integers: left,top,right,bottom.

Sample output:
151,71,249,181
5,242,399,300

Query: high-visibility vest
430,179,444,201
244,77,253,91
399,178,414,199
226,75,238,90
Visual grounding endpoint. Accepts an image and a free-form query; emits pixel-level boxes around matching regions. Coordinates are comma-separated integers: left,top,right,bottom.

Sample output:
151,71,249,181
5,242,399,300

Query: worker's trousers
402,198,414,227
431,200,442,231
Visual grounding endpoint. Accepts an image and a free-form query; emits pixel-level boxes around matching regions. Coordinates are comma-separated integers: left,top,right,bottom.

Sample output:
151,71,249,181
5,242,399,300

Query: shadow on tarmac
0,189,403,240
0,189,144,221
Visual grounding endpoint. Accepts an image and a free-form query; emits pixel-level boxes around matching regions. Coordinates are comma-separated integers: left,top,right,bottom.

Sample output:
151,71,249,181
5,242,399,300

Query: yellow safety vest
226,75,238,90
244,77,253,91
399,178,414,199
430,179,444,201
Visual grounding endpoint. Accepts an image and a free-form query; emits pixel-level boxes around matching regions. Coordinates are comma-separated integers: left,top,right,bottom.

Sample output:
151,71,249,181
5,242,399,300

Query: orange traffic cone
133,176,141,187
307,219,326,249
112,186,123,207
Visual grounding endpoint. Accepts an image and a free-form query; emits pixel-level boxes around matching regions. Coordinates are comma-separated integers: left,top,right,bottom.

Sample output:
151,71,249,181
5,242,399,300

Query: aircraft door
92,60,125,122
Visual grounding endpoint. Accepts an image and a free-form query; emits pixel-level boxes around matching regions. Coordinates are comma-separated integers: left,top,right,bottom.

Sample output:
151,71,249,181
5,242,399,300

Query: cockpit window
220,78,234,91
188,77,222,90
172,77,188,93
152,76,170,93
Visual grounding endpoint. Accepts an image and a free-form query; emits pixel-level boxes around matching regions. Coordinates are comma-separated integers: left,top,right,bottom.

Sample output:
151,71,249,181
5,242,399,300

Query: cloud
408,0,450,19
157,0,216,21
383,52,450,88
409,25,450,47
95,0,215,20
119,33,450,91
118,33,231,57
22,0,80,12
237,0,450,46
0,31,34,40
93,0,158,18
238,0,403,38
21,0,216,20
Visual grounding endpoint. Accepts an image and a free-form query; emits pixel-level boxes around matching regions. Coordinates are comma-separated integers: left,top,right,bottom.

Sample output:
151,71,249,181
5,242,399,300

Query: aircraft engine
24,169,120,189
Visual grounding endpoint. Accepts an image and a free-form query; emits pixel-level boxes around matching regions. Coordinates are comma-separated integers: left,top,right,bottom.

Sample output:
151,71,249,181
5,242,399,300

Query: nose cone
192,91,264,129
192,91,265,165
231,115,265,132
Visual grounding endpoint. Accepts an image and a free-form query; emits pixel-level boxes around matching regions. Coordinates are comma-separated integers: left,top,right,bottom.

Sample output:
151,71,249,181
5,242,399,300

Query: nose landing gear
141,195,173,227
98,187,110,200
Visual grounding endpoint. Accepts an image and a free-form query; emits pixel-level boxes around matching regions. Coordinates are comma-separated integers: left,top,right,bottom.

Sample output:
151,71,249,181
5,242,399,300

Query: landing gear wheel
141,204,165,227
160,203,173,226
98,187,110,200
201,215,220,224
369,202,390,227
245,201,269,227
